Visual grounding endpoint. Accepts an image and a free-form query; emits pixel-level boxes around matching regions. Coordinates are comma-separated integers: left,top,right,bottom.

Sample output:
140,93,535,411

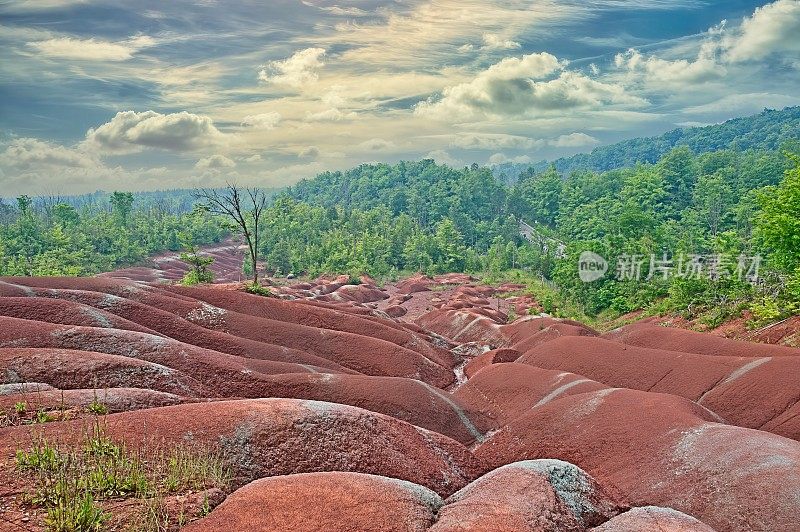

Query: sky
1,0,799,195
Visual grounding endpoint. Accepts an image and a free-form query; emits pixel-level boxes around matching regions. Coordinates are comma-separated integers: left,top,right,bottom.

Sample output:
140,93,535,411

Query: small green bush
30,409,55,424
87,399,108,416
180,247,215,286
245,282,273,297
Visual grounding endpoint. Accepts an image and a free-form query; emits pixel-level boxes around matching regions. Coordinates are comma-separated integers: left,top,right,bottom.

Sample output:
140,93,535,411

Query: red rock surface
518,336,800,439
593,506,717,531
1,272,797,531
430,459,625,531
475,388,800,531
185,461,626,532
604,322,800,357
0,387,186,413
0,399,482,496
455,364,608,429
463,348,520,379
183,472,443,532
98,238,248,284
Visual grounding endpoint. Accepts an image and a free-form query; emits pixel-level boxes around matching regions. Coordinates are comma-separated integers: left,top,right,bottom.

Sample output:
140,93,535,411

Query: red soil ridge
1,273,798,531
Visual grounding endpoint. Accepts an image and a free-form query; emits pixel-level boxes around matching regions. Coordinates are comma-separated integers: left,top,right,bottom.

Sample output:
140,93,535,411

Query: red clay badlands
1,274,799,531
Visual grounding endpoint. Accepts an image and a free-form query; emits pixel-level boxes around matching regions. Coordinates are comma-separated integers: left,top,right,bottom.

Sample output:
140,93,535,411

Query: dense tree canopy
275,143,798,323
0,191,224,276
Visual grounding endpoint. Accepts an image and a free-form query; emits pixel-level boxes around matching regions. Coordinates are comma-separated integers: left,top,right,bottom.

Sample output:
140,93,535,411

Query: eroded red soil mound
183,472,442,532
430,459,625,531
594,506,717,531
0,399,481,496
518,336,800,439
475,388,800,531
1,274,797,531
605,322,800,357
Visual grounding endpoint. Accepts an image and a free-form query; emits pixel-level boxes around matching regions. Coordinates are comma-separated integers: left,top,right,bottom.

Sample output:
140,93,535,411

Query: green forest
2,108,799,327
270,144,800,325
0,192,225,276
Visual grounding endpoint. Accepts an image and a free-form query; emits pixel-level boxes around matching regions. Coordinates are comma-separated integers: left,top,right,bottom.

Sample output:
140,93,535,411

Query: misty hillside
493,106,800,182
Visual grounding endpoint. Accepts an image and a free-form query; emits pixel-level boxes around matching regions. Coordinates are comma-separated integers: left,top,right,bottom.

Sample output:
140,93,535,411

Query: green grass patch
16,421,231,531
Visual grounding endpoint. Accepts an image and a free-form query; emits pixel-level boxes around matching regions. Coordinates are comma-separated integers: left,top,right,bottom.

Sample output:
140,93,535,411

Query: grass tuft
16,421,232,531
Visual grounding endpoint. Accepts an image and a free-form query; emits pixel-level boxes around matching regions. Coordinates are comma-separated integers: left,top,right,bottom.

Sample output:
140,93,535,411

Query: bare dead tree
193,184,268,285
37,192,66,221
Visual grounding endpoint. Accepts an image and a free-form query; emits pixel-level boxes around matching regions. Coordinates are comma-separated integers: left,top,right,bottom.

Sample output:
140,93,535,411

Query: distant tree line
0,191,225,276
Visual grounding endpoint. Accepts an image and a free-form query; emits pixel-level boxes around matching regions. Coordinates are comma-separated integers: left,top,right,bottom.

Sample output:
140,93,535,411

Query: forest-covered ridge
493,106,800,183
280,139,799,326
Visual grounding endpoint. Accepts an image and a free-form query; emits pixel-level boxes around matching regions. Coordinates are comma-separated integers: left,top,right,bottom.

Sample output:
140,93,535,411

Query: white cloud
242,154,263,163
484,52,565,80
482,33,521,50
0,137,134,195
425,149,464,167
304,108,357,122
444,131,599,150
1,0,90,12
321,86,351,107
314,4,370,16
195,154,236,169
488,152,532,165
449,133,543,150
28,35,155,61
0,137,97,169
614,1,800,90
615,44,725,85
242,112,282,129
416,52,642,120
317,0,580,69
298,146,320,158
258,48,326,89
683,92,800,116
140,166,168,176
357,138,396,151
724,0,800,63
257,161,327,188
549,132,600,148
84,110,225,154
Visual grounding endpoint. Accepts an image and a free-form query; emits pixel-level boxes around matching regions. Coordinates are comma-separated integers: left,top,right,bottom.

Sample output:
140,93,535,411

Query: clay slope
475,388,800,532
518,335,800,439
1,274,797,531
604,322,800,357
185,460,626,532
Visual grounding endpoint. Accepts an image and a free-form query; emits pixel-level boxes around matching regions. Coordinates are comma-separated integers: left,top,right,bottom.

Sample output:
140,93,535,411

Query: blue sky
1,0,799,194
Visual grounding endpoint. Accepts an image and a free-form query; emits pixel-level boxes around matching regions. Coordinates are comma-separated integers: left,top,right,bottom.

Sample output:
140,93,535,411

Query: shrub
87,395,108,416
180,246,215,286
30,409,55,424
245,282,273,297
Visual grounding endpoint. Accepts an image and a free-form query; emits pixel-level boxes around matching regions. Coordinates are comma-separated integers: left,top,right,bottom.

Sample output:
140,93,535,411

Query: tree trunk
252,249,259,286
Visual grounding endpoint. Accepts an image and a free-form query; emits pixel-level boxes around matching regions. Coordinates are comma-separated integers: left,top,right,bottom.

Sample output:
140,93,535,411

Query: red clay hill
1,269,798,531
